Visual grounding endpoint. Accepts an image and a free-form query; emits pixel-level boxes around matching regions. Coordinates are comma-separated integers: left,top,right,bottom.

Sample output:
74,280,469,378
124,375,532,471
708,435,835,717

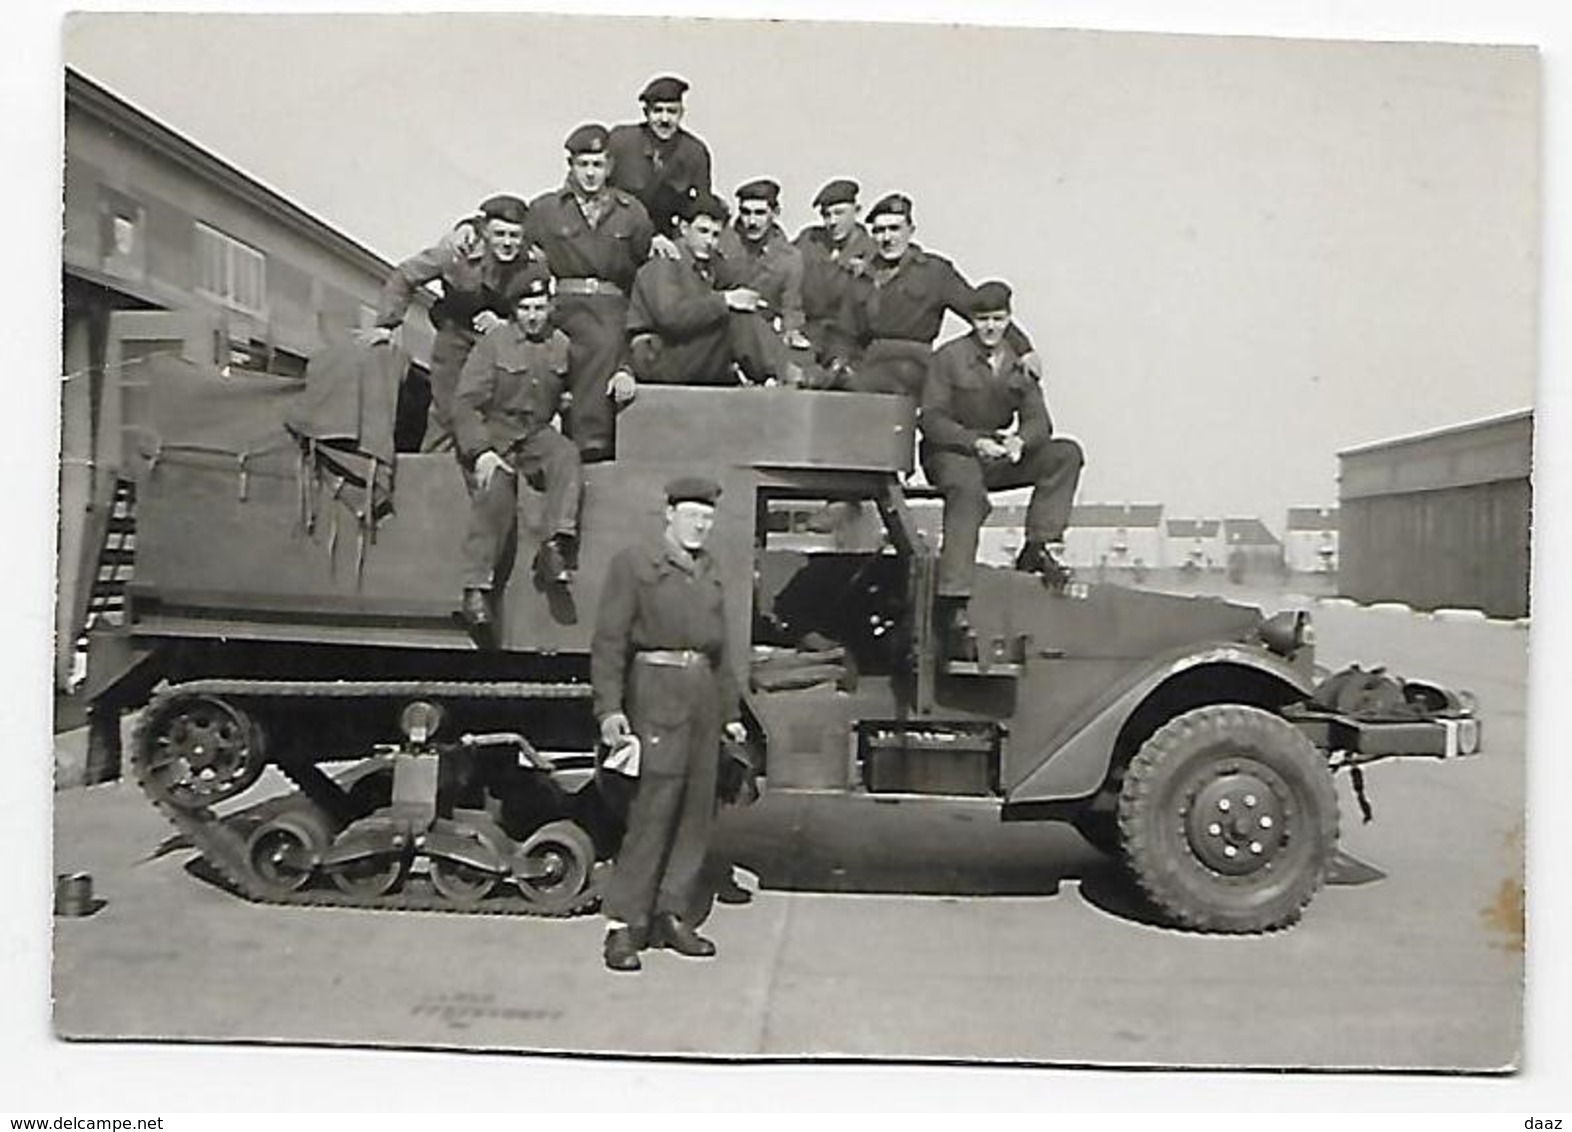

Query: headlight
399,700,447,743
1258,609,1312,656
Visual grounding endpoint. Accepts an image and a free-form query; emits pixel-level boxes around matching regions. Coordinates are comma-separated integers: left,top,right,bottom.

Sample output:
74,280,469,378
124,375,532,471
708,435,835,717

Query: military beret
564,123,610,155
677,190,731,225
867,193,914,223
735,178,781,206
640,75,690,103
970,280,1013,314
478,194,529,226
502,264,553,305
812,178,860,209
665,475,722,506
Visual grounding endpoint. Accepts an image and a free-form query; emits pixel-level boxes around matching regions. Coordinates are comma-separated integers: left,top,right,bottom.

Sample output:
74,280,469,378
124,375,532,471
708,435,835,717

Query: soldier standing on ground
919,281,1084,647
366,194,534,452
592,475,748,972
608,75,714,240
450,266,582,638
525,124,649,461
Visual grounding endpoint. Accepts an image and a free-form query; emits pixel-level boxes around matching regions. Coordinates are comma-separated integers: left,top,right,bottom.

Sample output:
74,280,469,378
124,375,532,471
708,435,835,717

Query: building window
194,222,267,316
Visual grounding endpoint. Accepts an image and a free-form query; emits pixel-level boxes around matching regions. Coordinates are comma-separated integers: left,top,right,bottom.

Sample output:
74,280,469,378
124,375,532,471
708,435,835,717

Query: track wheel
1117,704,1338,933
137,693,266,810
246,807,336,895
514,820,594,913
429,827,505,907
329,850,411,898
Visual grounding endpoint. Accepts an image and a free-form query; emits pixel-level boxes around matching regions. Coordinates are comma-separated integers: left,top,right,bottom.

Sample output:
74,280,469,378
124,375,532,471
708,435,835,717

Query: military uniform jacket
524,184,654,292
920,332,1053,455
716,224,805,335
794,223,878,323
607,124,714,234
839,244,1034,355
376,244,526,331
626,250,729,342
590,537,741,724
451,322,571,462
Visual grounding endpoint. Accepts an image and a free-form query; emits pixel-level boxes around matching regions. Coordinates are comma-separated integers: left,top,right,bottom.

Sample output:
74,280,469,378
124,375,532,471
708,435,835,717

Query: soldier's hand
651,234,681,260
474,450,513,490
724,288,762,312
1020,350,1044,381
355,327,394,347
473,311,504,334
1002,434,1025,463
784,329,812,350
441,220,483,260
607,369,638,405
600,713,633,748
723,721,748,745
975,436,1009,461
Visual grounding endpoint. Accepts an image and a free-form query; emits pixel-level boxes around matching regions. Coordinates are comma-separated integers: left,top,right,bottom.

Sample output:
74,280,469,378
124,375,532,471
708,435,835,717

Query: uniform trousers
554,293,627,461
633,311,792,386
603,657,723,929
420,324,479,452
847,338,933,397
459,428,581,589
922,437,1086,598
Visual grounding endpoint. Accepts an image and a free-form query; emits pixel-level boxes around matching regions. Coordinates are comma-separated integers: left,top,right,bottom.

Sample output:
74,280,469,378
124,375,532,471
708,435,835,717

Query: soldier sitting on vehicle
625,191,799,386
919,281,1084,650
451,265,583,640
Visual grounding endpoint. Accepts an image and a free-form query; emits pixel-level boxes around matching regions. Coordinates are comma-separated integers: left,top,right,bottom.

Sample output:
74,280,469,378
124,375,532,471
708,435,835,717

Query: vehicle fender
1006,645,1314,805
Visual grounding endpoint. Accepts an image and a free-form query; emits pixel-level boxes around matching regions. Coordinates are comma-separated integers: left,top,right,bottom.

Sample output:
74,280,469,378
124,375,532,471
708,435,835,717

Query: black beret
640,75,690,103
478,194,528,226
970,280,1013,315
735,178,781,205
812,178,860,209
502,264,553,305
867,193,914,223
677,190,731,225
564,123,610,155
665,475,722,506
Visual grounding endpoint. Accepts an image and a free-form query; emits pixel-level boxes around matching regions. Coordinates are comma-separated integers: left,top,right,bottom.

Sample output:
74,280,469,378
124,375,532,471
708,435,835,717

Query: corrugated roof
1167,518,1222,538
1223,517,1281,547
1070,503,1165,528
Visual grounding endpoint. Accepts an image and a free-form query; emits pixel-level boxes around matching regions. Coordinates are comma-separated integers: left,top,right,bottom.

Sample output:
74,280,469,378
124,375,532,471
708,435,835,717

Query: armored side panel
124,361,915,678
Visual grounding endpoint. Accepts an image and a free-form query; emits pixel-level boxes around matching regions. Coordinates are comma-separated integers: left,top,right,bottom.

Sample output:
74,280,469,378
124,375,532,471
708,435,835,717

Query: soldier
626,191,795,386
366,194,534,452
793,177,877,364
833,193,1042,397
525,124,649,461
919,282,1084,646
592,475,748,972
450,265,582,638
716,178,808,347
607,75,714,239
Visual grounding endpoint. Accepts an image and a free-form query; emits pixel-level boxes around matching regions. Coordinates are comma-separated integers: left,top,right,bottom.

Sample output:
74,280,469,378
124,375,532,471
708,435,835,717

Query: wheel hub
1184,765,1289,875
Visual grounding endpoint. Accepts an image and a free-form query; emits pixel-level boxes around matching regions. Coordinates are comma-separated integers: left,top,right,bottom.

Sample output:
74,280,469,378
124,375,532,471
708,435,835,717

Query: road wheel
514,820,594,913
1117,704,1338,933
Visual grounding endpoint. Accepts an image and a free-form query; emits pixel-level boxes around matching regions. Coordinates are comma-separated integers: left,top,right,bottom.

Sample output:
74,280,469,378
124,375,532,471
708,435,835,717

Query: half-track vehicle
74,314,1481,932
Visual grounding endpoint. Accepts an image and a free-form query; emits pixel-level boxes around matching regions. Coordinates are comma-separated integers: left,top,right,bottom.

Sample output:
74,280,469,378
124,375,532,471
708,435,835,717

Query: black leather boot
652,912,717,958
603,925,642,972
536,538,573,586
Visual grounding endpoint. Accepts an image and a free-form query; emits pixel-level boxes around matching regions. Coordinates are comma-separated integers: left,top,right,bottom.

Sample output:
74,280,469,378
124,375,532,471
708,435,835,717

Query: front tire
1117,704,1338,933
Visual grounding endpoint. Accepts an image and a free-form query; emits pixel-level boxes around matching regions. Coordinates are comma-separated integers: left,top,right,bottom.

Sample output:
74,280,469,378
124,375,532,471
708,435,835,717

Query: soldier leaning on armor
450,265,583,639
919,281,1085,650
591,475,748,972
365,194,535,452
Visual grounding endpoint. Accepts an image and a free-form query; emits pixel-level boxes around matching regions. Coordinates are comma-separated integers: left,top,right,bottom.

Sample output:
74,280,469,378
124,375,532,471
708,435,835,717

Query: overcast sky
62,12,1539,528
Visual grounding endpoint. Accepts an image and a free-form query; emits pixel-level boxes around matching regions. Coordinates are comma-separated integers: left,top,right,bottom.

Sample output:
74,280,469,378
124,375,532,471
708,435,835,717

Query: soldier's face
484,219,525,263
871,214,914,261
667,501,716,550
737,199,775,240
972,309,1012,348
513,294,552,336
644,100,685,140
679,215,724,260
568,152,611,194
820,201,860,241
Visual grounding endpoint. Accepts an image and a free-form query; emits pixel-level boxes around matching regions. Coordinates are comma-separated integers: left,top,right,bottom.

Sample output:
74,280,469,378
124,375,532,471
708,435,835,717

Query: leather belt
635,649,710,668
555,277,625,297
